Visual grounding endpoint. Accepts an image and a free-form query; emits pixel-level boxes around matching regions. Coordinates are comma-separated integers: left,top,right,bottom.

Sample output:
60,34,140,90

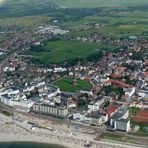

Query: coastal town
0,0,148,147
0,22,147,148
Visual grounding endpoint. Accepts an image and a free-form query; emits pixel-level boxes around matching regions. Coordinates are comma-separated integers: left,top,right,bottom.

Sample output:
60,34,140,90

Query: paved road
98,139,147,148
0,52,15,76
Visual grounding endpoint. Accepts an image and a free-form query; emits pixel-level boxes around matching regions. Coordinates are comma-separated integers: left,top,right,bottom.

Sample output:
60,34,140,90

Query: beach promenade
0,112,146,148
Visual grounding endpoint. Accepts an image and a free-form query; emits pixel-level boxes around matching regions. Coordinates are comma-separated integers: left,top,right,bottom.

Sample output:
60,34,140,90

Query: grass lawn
53,77,92,92
100,132,144,144
30,40,116,64
132,122,148,136
101,133,128,141
128,107,140,117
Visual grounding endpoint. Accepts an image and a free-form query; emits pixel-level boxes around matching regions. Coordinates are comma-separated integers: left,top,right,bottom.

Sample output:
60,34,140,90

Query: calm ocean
0,142,67,148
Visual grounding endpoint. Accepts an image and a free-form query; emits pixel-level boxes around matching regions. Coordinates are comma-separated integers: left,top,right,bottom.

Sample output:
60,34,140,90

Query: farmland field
0,0,56,18
51,0,148,8
30,40,116,64
0,16,50,27
1,0,148,64
53,77,92,92
69,24,148,38
0,0,148,19
64,13,148,38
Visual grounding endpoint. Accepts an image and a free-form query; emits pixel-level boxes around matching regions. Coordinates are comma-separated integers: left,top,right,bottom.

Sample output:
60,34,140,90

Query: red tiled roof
144,60,148,65
122,94,129,99
83,76,90,81
133,110,148,123
115,67,127,71
144,72,148,76
107,105,119,116
108,79,133,88
92,85,101,93
111,74,122,78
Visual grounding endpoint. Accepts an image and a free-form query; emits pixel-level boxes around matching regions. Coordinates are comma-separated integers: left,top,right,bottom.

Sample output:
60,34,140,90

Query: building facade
32,102,68,118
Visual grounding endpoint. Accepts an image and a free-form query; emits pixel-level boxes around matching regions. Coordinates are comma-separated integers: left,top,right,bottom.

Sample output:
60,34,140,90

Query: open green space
101,133,128,141
0,0,148,19
30,40,116,64
53,77,92,92
0,16,50,27
61,11,148,38
100,132,144,144
138,123,148,136
0,0,147,40
51,0,148,8
128,107,140,117
69,24,148,38
0,0,56,18
132,122,148,136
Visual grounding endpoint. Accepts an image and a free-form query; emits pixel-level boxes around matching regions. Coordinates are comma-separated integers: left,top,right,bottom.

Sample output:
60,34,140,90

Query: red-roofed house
111,74,122,78
144,72,148,77
106,79,133,88
107,105,119,117
133,110,148,123
114,66,127,75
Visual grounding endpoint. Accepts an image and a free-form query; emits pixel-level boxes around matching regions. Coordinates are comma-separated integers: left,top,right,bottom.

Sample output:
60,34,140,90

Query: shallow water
0,142,67,148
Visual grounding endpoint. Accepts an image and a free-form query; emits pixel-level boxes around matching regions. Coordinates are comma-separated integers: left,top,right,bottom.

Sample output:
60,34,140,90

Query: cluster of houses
0,78,134,133
38,25,69,35
0,78,132,132
0,81,62,113
0,20,147,134
0,41,147,131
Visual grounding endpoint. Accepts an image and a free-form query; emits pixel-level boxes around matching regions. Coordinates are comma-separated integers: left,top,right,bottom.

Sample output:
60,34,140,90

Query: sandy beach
0,133,84,148
0,112,86,148
0,112,146,148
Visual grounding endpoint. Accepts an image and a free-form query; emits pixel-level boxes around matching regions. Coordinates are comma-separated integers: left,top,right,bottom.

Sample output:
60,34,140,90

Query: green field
0,0,148,19
0,0,147,39
53,77,92,92
69,24,148,38
66,13,148,37
101,133,128,141
0,16,50,27
0,0,56,18
30,40,116,64
63,13,148,27
51,0,148,8
100,133,143,144
129,107,140,117
0,0,148,65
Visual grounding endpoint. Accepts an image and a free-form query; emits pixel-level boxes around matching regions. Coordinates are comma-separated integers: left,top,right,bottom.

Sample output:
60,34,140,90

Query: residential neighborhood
0,24,147,135
0,1,147,147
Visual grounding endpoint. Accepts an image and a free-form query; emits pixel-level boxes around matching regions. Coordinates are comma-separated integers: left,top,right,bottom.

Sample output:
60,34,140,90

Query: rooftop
133,110,148,123
107,105,119,116
111,106,128,119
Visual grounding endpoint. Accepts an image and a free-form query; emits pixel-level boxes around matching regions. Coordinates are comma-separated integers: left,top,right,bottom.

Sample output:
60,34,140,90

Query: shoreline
0,141,66,148
0,112,84,148
0,113,146,148
0,133,84,148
